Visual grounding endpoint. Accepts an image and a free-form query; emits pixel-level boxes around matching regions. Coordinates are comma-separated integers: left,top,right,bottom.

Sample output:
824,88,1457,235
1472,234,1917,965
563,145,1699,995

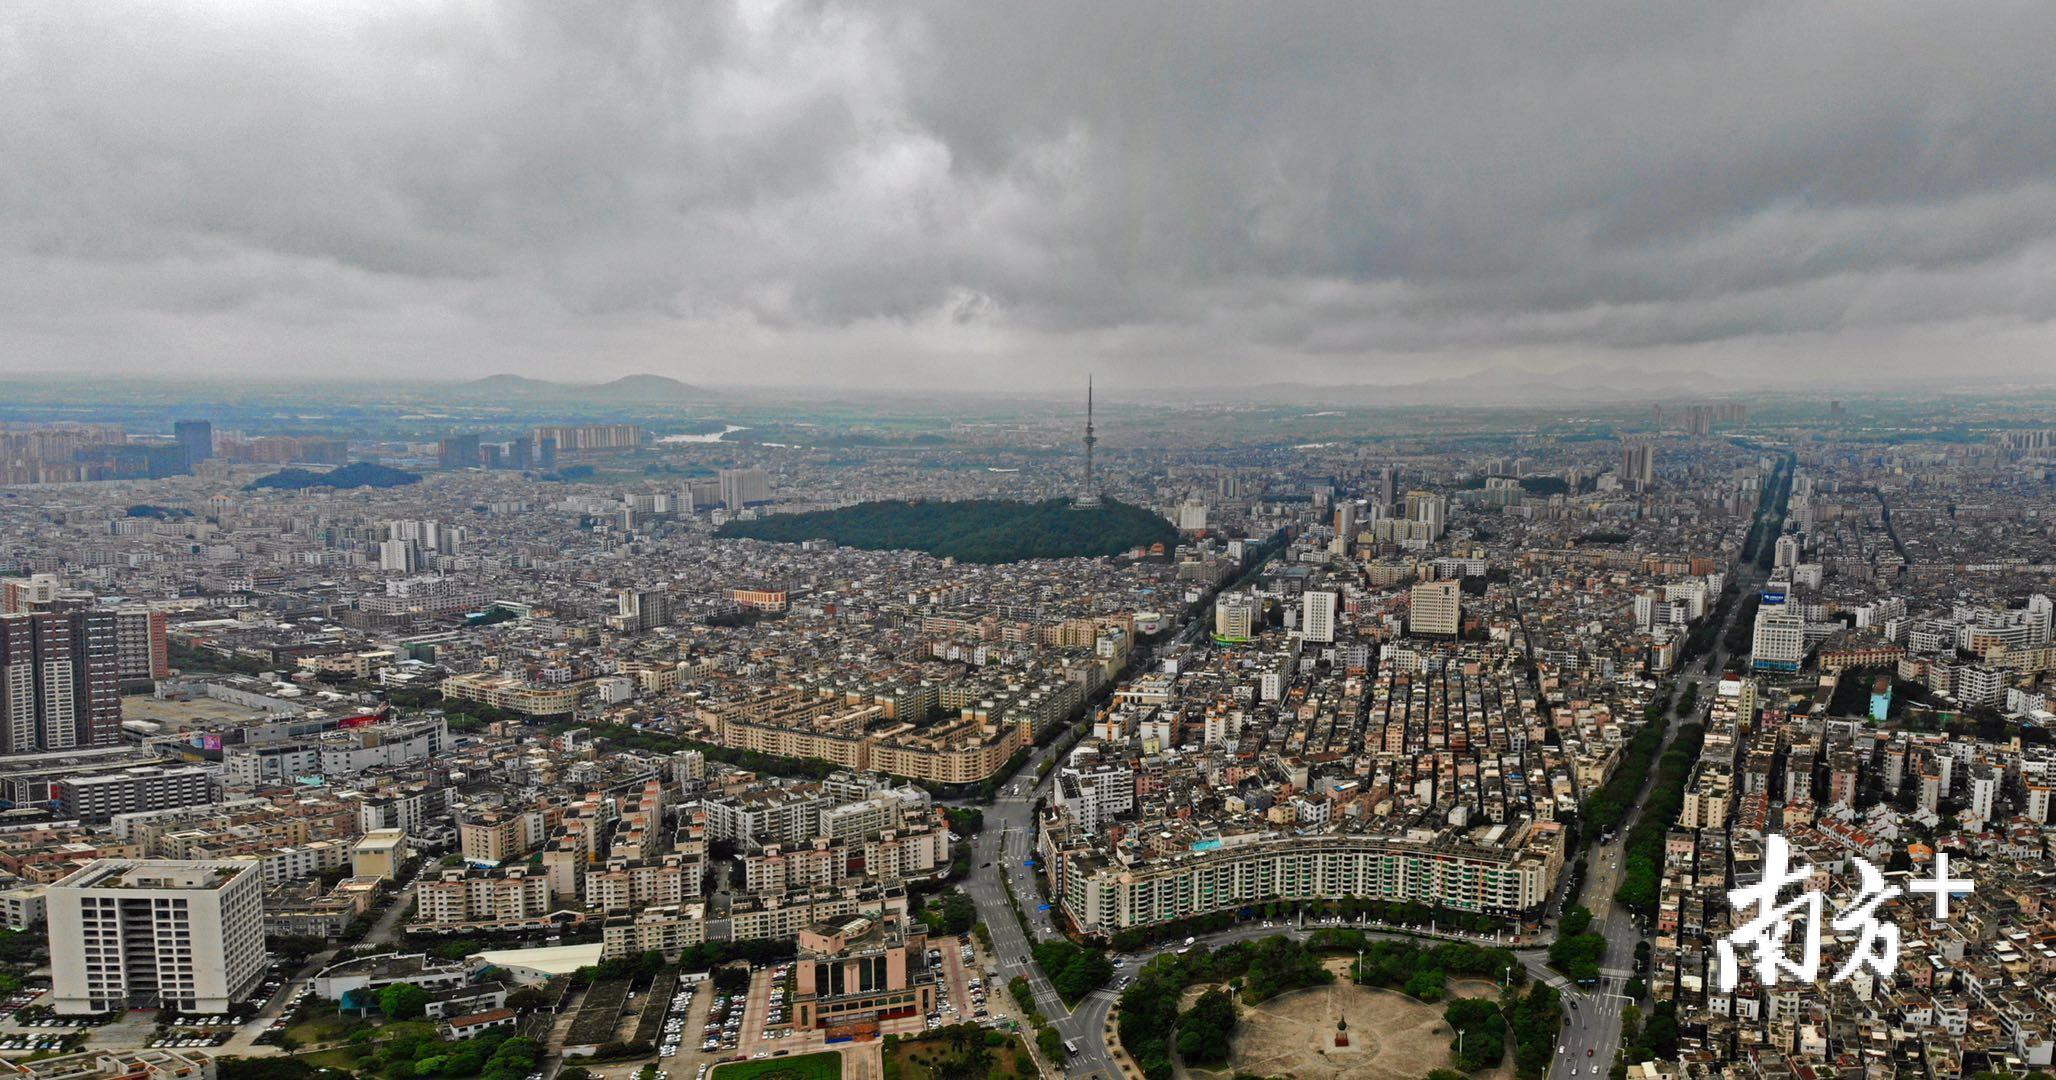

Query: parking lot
0,999,240,1055
583,933,1011,1080
925,935,989,1032
0,991,92,1056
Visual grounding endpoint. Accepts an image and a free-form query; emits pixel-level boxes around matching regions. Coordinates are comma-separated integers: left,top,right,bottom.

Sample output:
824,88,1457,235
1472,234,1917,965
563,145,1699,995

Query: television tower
1077,375,1102,508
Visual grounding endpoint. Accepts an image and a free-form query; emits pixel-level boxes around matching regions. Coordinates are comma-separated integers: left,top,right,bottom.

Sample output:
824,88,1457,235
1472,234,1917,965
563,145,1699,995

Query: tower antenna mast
1078,375,1101,508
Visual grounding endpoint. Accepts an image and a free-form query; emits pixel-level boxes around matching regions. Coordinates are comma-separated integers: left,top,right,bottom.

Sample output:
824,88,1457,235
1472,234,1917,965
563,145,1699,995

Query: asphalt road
1551,558,1767,1080
963,736,1105,1072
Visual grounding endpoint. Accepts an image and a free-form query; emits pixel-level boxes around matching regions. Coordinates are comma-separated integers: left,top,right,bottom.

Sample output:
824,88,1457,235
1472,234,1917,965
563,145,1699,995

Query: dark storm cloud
2,0,2054,388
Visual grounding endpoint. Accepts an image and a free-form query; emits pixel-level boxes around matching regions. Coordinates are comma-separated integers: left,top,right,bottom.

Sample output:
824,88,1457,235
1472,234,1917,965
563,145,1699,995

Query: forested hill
715,497,1177,564
246,462,422,491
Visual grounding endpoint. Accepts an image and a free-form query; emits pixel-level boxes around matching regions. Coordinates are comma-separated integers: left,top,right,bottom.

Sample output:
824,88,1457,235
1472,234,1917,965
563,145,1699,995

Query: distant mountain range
454,373,700,403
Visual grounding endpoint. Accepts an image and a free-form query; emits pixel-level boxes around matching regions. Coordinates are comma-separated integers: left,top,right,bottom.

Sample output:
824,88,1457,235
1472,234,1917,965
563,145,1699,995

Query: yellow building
440,673,587,716
351,829,409,882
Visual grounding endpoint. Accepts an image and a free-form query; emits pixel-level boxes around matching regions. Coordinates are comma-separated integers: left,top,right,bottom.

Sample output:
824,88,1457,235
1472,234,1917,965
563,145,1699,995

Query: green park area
886,1026,1036,1080
710,1050,844,1080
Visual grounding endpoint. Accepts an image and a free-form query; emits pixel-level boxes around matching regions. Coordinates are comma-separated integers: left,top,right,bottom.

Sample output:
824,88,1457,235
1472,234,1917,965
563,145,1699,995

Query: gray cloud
3,0,2055,390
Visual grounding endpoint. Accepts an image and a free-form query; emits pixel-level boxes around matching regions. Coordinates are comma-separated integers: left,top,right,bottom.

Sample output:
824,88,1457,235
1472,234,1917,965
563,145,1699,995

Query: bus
1064,1040,1080,1056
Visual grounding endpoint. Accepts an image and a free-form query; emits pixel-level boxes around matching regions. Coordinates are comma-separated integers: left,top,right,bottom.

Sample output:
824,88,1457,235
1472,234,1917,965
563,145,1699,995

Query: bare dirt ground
1183,960,1513,1080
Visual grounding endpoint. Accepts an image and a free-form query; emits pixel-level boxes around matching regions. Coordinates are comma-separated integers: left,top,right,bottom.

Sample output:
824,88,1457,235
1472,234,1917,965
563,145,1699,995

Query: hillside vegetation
247,462,421,491
716,497,1176,563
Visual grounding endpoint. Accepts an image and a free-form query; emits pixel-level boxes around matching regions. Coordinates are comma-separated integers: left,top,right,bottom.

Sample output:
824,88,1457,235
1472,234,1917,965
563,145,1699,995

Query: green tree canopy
378,981,430,1020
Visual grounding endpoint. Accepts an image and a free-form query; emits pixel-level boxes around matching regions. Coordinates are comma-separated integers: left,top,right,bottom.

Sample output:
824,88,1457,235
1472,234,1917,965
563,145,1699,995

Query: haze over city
7,2,2056,392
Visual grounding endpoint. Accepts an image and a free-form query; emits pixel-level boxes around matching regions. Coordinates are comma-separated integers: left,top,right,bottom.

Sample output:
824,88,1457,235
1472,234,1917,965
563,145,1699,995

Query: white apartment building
858,828,951,883
55,765,217,823
226,840,351,887
1057,829,1558,934
1054,762,1135,832
821,795,909,842
601,904,708,960
701,789,826,846
48,859,267,1015
1969,765,1999,825
718,467,770,509
585,858,696,914
0,884,46,930
1300,590,1338,644
1774,534,1800,569
352,786,452,836
1213,594,1259,641
414,867,553,927
745,842,843,895
1954,665,2006,708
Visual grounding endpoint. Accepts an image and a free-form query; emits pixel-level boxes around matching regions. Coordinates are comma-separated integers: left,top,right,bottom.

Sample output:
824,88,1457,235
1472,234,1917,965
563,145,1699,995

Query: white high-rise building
1774,534,1801,570
1620,440,1655,490
48,859,267,1015
1968,766,1998,826
718,468,770,509
1214,594,1259,642
1751,608,1806,672
378,538,416,573
1300,590,1338,644
1176,499,1209,533
1634,590,1661,630
1409,580,1462,637
1404,491,1447,539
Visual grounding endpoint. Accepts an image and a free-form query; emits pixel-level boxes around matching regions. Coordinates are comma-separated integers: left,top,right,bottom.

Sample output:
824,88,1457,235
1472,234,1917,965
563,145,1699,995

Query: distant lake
658,425,747,443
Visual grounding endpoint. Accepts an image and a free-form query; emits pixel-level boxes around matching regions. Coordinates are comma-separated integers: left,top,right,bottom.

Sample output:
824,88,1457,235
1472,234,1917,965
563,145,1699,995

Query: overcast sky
5,1,2056,391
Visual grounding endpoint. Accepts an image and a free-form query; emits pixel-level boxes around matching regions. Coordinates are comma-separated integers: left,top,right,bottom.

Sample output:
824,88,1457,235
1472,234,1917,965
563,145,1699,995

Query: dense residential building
173,420,213,466
1051,824,1563,934
600,903,708,959
1408,579,1462,637
0,608,122,754
440,672,586,716
718,467,771,509
412,866,554,929
52,765,216,823
531,424,641,455
112,607,169,688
